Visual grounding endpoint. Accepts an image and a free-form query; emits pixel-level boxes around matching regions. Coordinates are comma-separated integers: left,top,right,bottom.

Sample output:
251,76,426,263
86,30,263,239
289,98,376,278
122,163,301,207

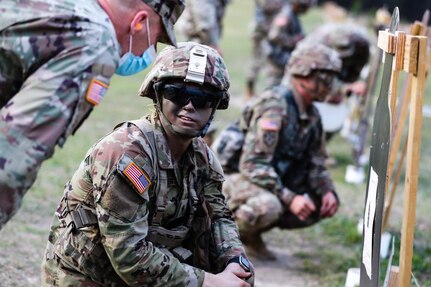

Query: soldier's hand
345,80,367,97
203,264,251,287
320,191,339,218
289,194,316,221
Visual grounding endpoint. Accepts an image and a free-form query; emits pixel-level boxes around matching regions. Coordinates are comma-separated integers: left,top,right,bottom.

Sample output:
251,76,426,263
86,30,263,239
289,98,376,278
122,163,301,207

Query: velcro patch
259,118,279,131
263,131,277,147
122,162,152,194
86,79,109,105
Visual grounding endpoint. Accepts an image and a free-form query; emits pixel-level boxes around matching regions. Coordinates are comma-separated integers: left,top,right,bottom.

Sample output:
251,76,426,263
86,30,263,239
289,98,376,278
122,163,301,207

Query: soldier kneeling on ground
213,43,341,260
41,42,254,287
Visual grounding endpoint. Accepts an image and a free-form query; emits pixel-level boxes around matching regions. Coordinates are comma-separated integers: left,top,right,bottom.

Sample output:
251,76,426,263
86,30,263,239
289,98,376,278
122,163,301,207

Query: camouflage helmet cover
316,23,370,59
139,42,230,109
311,23,370,82
287,43,342,77
142,0,186,46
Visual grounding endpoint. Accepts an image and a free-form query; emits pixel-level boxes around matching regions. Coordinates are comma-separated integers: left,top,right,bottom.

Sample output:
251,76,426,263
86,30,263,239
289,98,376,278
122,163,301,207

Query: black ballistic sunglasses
154,82,223,109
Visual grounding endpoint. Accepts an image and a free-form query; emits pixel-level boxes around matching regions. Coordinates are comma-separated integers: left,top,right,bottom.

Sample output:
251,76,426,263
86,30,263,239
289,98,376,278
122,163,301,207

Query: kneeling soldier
218,43,342,260
42,42,253,287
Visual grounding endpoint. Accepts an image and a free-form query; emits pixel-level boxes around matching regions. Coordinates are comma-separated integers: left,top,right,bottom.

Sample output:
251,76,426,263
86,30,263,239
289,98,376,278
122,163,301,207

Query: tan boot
240,232,276,261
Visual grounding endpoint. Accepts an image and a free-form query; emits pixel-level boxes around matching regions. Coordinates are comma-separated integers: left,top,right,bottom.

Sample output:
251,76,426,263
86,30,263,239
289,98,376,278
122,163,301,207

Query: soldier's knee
234,192,282,232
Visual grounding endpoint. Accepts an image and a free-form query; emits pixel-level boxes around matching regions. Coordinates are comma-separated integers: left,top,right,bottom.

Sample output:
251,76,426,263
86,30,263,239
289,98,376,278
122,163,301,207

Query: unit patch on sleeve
122,162,152,194
257,117,280,151
86,79,109,105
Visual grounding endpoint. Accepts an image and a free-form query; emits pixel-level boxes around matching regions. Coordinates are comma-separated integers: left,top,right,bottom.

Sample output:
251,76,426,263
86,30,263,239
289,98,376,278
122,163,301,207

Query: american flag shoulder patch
86,79,109,105
259,118,279,131
122,162,152,194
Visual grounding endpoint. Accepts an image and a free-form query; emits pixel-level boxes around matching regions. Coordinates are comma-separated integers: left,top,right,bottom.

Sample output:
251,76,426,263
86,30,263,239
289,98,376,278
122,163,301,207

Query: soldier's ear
130,10,148,34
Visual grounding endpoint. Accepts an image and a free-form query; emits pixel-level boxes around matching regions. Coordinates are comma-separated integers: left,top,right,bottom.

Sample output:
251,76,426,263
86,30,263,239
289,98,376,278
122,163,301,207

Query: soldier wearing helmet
298,23,371,143
216,43,341,260
304,23,370,83
42,42,254,287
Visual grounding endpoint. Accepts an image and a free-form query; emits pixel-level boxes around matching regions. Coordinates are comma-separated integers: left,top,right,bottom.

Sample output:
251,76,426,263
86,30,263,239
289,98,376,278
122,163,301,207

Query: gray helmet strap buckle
185,46,208,84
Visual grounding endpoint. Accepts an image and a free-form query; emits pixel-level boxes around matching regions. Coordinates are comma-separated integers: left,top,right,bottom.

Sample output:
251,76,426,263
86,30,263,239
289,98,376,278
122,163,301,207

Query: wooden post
398,35,427,287
382,20,428,232
389,31,406,125
388,266,399,287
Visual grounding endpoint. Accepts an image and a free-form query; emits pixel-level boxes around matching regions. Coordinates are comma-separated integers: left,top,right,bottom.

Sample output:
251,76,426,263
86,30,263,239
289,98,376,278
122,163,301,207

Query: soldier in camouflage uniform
219,44,341,260
177,0,231,54
41,42,254,287
244,0,287,100
0,0,186,230
261,0,314,89
298,23,371,141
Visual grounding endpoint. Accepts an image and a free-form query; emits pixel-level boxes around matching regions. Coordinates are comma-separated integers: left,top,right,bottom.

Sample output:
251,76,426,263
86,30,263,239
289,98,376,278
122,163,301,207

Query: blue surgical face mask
115,19,156,76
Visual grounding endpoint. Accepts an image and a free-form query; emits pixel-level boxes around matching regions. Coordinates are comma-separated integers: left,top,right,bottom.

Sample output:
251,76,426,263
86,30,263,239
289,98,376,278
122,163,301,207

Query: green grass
0,1,430,286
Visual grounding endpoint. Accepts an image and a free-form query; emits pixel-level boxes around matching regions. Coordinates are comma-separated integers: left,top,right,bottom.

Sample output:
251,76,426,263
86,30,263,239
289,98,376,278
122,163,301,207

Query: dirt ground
252,245,322,287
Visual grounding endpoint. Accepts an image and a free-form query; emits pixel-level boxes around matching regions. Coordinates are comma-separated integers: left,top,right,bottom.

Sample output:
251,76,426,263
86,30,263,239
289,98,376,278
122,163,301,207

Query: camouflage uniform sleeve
0,11,120,149
94,125,204,287
307,115,336,196
187,0,219,46
267,6,303,50
239,92,285,195
205,148,246,271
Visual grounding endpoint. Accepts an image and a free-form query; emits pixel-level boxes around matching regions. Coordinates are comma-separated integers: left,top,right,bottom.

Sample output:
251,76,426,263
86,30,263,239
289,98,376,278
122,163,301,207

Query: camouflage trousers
245,32,266,86
223,173,323,234
42,257,106,287
0,122,52,230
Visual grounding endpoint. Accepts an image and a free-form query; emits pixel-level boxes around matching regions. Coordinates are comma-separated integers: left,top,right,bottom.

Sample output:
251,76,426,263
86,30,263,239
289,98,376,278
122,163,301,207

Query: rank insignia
86,79,109,105
122,162,152,194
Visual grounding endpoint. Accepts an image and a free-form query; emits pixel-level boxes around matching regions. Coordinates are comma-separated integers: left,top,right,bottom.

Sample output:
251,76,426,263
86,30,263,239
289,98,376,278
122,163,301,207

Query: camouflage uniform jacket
0,0,120,148
179,0,231,46
239,85,335,199
262,4,303,68
43,116,245,287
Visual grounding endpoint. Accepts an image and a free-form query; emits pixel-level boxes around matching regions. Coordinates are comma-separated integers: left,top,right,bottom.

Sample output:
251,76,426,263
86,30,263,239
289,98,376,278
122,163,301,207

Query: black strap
68,208,98,229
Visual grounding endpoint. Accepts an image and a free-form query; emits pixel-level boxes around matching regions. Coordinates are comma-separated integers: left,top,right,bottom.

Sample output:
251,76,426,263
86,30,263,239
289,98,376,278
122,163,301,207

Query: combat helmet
314,23,370,82
286,42,342,77
139,42,230,110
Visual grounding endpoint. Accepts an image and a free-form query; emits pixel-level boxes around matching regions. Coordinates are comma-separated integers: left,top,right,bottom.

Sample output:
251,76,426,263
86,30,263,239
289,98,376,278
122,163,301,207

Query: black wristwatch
227,255,251,272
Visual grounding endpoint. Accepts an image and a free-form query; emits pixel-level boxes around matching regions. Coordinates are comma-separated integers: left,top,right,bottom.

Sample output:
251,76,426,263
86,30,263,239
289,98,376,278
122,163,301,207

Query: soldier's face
159,83,216,136
305,71,335,102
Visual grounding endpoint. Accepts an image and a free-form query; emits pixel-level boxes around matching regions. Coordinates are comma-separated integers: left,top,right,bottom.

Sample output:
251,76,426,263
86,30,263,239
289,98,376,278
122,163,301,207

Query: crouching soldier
216,43,342,260
41,42,254,287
